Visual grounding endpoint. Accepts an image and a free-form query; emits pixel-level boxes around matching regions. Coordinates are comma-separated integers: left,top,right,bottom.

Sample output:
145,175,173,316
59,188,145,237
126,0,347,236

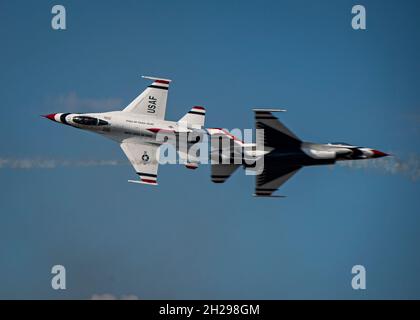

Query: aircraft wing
255,164,301,197
254,109,301,149
120,140,160,185
122,76,171,120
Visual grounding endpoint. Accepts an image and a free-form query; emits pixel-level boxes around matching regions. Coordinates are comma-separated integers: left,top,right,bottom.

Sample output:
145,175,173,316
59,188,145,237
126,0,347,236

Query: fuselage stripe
188,111,205,116
141,179,157,184
256,117,277,120
136,172,157,178
148,85,169,90
60,113,71,125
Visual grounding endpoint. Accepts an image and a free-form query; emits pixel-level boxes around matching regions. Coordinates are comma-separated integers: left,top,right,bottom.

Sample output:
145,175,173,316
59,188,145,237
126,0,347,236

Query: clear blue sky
0,0,419,299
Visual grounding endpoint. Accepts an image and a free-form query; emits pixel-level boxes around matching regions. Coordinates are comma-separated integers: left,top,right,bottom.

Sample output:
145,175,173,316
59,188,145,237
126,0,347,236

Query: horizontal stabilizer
185,163,199,170
211,164,240,184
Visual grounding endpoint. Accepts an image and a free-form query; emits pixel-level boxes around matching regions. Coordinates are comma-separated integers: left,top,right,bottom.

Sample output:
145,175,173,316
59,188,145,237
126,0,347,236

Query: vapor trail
2,155,419,182
0,158,127,169
337,154,420,181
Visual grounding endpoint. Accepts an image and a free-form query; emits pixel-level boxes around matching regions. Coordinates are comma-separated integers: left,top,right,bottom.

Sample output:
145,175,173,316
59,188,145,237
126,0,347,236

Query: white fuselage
48,111,191,145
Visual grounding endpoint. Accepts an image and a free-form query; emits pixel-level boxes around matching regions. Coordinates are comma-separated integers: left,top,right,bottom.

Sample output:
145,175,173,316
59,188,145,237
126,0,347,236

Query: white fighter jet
43,76,206,185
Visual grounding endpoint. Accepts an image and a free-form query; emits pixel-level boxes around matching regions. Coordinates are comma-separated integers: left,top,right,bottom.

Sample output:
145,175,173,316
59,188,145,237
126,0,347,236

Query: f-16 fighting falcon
210,109,389,197
43,76,206,185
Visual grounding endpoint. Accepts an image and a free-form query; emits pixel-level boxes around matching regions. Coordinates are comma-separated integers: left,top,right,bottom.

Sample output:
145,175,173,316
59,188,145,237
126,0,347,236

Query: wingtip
253,194,287,198
128,179,158,186
253,108,287,113
141,75,172,83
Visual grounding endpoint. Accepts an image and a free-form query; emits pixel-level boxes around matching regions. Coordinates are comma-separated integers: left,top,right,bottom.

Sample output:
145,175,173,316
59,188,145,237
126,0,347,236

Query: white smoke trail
337,154,420,182
0,158,127,169
2,155,419,181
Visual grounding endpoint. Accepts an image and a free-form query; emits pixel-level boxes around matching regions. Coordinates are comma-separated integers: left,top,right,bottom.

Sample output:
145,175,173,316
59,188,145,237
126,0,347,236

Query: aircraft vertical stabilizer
178,106,206,128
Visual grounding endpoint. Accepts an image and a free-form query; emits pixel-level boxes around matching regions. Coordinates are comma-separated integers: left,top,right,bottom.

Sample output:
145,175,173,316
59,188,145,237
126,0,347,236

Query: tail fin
122,76,171,120
253,109,301,150
178,106,206,129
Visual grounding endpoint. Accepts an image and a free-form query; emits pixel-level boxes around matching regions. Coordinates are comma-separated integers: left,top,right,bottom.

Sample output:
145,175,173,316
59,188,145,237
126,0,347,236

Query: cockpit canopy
72,116,108,126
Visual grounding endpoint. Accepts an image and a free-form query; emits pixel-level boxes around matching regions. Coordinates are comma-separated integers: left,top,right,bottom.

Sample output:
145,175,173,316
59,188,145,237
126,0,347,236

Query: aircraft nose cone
42,113,57,121
372,149,389,158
